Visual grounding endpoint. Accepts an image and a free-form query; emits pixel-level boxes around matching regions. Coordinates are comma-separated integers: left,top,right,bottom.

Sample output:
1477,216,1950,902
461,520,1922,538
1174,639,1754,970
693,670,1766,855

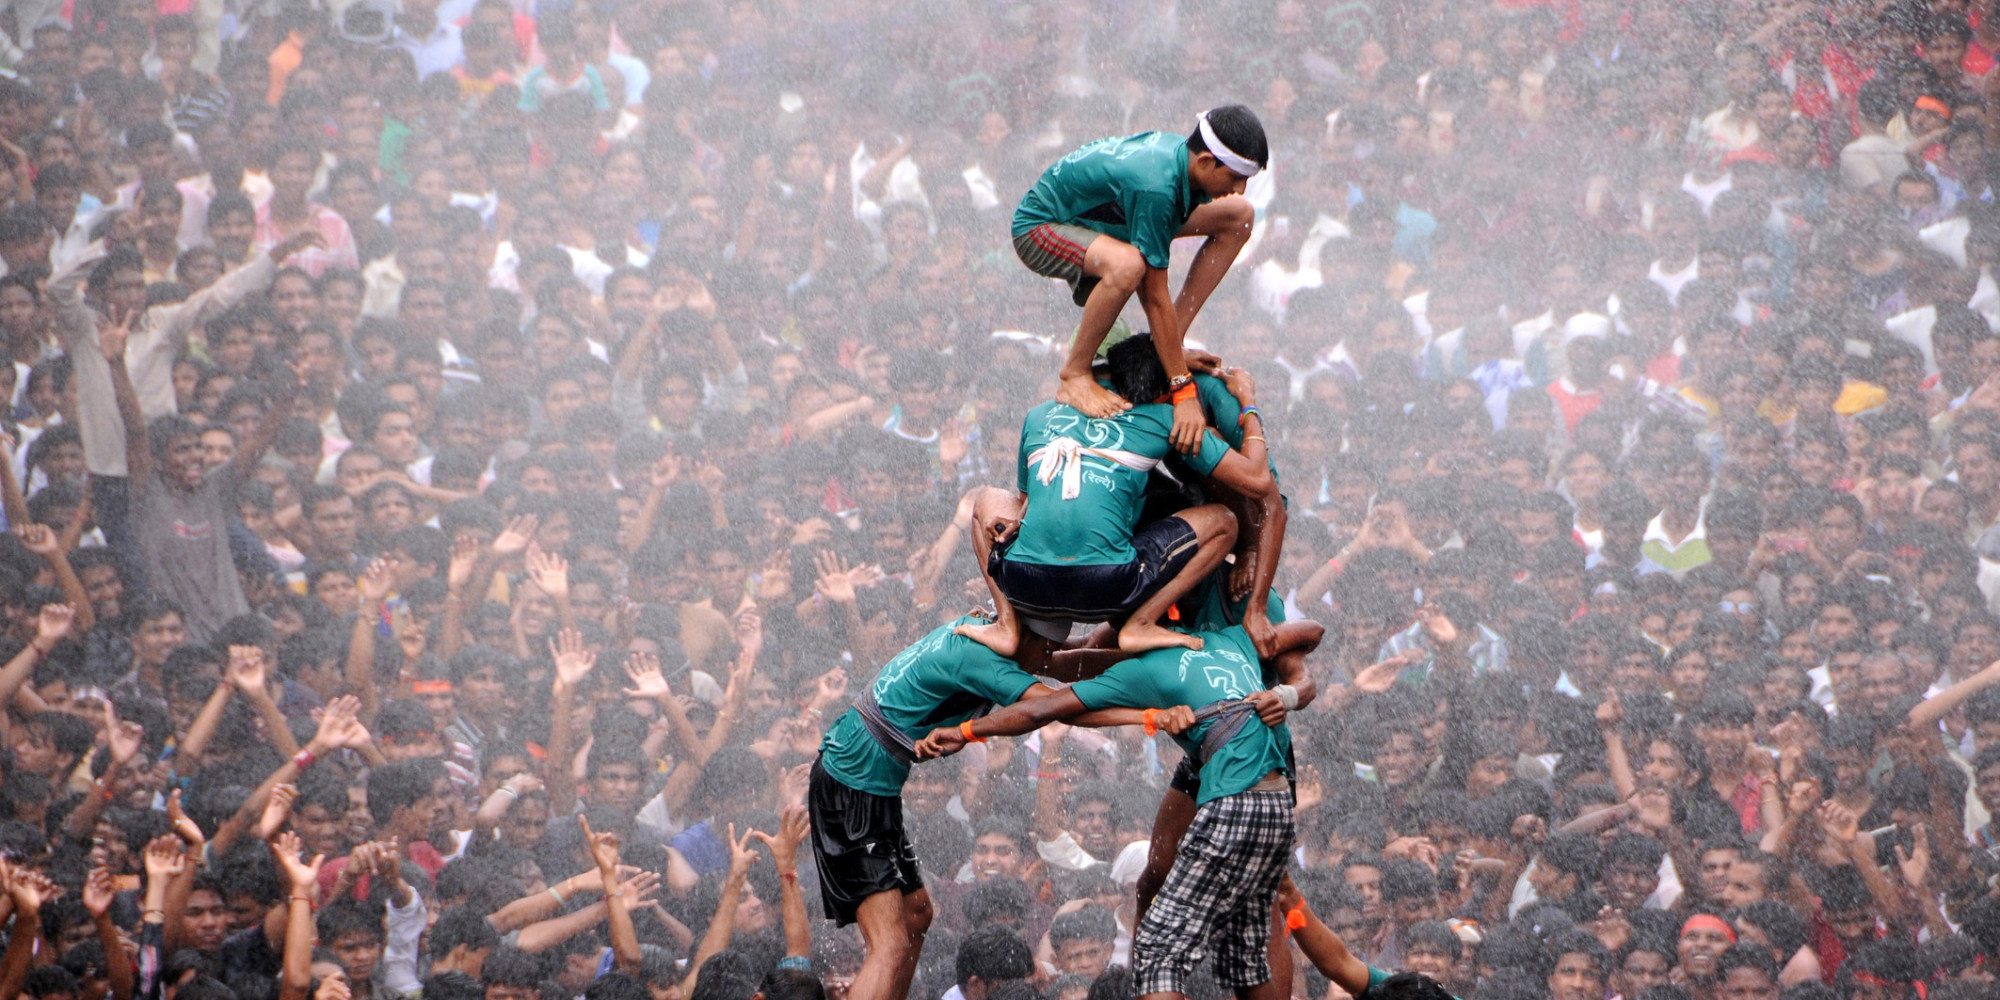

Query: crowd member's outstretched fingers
1118,503,1237,653
953,486,1027,657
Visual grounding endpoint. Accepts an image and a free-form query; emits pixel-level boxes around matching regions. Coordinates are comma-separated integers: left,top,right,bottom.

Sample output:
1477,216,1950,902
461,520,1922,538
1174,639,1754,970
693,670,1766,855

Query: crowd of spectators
0,2,1996,1000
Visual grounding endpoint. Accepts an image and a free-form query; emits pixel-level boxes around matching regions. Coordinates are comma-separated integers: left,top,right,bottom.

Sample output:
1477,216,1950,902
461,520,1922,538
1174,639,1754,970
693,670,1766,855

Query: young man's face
1405,944,1456,984
134,611,186,666
11,723,66,777
182,887,232,951
309,495,359,555
79,565,123,620
1617,950,1672,1000
1055,935,1112,978
294,801,348,858
589,761,643,811
1548,952,1605,1000
329,930,385,983
970,832,1022,882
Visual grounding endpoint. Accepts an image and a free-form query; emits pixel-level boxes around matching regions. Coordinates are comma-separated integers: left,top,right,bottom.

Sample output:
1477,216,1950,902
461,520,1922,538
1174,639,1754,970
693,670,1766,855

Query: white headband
1197,111,1262,178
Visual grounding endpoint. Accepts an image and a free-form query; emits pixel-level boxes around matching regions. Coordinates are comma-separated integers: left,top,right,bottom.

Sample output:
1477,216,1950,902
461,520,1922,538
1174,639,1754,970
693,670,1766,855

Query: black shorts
808,759,923,926
992,515,1200,622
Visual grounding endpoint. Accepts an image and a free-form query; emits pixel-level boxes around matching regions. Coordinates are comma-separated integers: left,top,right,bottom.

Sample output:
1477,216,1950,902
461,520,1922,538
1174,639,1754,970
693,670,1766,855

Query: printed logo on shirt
172,518,214,540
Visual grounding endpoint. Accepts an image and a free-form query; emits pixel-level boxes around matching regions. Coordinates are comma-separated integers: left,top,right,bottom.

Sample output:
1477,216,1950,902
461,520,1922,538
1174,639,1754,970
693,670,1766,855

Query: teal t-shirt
1181,575,1286,635
1067,626,1291,804
817,618,1040,798
1009,399,1229,566
1012,132,1207,269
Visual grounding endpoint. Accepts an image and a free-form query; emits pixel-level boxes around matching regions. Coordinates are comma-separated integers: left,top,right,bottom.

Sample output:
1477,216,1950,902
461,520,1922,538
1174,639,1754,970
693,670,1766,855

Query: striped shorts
1013,222,1102,306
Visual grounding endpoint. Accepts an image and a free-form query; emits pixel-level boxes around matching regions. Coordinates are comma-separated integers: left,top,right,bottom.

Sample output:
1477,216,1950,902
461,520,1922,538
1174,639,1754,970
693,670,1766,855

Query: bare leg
888,889,933,1000
1119,504,1239,653
1172,198,1255,336
848,890,916,1000
1057,238,1147,419
1136,787,1197,923
954,488,1025,657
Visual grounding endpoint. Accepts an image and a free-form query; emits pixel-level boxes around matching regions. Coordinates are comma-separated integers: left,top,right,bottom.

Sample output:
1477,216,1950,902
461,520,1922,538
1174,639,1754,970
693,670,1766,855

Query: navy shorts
808,760,923,925
992,515,1200,622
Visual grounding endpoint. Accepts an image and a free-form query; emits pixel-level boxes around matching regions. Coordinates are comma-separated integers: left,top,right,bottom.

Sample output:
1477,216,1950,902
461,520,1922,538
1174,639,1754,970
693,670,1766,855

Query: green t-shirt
1180,575,1286,635
817,618,1040,798
1009,399,1230,566
1067,626,1291,804
1012,132,1208,270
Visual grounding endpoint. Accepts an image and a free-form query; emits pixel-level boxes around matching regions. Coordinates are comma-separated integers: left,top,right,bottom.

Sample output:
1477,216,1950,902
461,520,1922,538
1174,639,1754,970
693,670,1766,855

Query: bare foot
1057,373,1131,419
955,620,1019,658
1118,622,1202,654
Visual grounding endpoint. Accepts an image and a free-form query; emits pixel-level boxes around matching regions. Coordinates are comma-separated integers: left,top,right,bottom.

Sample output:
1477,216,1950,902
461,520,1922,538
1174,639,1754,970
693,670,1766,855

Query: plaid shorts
1131,789,1295,995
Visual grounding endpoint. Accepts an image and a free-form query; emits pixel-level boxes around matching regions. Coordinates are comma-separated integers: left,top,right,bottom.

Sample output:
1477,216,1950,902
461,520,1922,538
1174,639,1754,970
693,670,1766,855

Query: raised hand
82,865,116,917
726,823,760,878
226,644,269,694
98,308,134,363
312,695,372,751
1628,786,1673,833
142,835,185,880
14,523,60,557
616,869,661,909
447,534,483,592
550,629,596,691
750,803,809,874
647,453,681,493
813,550,856,604
733,604,764,664
1817,799,1861,845
7,866,58,912
258,783,298,842
356,557,394,604
165,789,203,845
491,514,539,560
580,816,621,874
1596,688,1623,729
1894,822,1931,890
104,703,145,766
34,602,75,648
268,829,323,895
1353,653,1417,695
621,649,671,701
525,544,570,601
780,761,811,810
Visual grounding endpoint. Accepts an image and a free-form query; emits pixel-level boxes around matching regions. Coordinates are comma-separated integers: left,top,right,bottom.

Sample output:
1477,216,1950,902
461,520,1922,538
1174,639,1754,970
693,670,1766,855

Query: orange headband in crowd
411,679,453,694
1681,914,1738,943
1915,95,1952,119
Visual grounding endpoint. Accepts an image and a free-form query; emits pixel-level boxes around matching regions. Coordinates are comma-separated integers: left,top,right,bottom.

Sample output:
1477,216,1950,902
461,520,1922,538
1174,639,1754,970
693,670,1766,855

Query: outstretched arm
1276,879,1373,996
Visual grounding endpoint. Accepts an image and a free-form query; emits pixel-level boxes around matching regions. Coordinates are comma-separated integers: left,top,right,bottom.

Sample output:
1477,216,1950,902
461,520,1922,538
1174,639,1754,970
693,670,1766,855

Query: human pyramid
807,106,1447,1000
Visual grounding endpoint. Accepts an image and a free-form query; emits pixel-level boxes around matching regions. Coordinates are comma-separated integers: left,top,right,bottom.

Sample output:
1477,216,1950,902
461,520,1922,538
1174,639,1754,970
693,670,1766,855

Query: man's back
1010,399,1224,566
1012,132,1199,270
1067,627,1289,803
817,617,1038,797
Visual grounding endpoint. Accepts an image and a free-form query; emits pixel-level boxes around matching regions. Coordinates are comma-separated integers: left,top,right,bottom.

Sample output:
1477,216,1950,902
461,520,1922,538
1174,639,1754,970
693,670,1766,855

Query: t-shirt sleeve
1182,428,1232,477
1125,189,1181,269
964,654,1039,707
1069,659,1153,711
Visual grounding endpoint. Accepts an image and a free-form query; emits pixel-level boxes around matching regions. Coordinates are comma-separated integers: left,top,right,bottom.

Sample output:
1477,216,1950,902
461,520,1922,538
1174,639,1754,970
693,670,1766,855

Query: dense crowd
0,2,1996,1000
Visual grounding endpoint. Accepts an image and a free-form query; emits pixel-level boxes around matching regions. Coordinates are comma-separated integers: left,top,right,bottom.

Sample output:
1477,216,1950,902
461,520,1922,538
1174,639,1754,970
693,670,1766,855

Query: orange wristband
1143,708,1158,736
960,720,985,743
1171,383,1197,404
1286,907,1307,932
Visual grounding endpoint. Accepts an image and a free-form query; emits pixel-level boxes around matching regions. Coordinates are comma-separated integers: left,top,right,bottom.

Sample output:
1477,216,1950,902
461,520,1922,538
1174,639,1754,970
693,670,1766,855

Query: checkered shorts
1131,789,1295,995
